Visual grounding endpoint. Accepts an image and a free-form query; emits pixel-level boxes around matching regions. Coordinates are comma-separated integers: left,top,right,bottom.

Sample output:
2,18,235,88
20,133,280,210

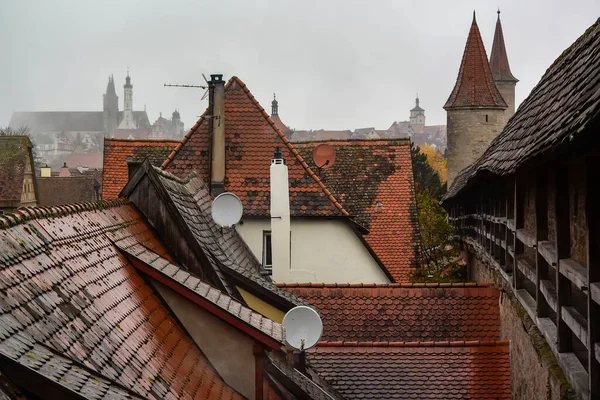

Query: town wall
446,108,506,185
467,249,577,400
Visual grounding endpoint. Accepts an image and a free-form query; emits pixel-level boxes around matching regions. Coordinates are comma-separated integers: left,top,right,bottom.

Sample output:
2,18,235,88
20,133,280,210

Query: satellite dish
282,306,323,350
211,192,243,227
312,143,336,169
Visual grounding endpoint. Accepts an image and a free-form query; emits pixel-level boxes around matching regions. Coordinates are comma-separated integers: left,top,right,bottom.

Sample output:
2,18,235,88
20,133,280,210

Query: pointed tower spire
106,75,117,97
490,9,518,83
490,9,518,118
444,13,507,109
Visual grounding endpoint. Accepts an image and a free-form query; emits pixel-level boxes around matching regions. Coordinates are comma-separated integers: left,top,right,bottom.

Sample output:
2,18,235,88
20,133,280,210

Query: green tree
412,190,464,282
410,142,446,200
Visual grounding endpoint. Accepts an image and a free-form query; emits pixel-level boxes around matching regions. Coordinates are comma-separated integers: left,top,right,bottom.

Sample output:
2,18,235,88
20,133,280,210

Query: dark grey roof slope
444,17,600,201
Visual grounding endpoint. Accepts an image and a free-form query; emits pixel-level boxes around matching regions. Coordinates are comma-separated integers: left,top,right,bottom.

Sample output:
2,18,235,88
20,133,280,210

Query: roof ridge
293,138,411,146
316,340,510,348
0,199,129,229
151,164,199,185
106,138,180,144
275,282,493,288
229,76,349,217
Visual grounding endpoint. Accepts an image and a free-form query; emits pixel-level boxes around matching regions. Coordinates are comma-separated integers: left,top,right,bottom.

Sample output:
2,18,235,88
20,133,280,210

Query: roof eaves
120,245,284,351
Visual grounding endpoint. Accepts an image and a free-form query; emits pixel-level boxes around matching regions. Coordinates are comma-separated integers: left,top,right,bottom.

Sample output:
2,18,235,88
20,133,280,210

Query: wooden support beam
586,156,600,399
536,168,550,318
514,174,523,289
555,164,572,353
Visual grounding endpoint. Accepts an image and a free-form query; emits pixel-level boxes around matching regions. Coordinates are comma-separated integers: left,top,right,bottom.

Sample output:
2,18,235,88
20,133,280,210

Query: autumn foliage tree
410,142,464,282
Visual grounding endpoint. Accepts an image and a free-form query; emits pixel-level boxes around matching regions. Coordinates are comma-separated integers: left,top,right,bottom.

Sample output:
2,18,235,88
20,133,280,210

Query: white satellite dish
211,192,243,227
282,306,323,351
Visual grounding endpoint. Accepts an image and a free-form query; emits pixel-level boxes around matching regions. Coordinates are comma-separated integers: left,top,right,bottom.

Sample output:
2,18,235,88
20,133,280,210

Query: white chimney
209,74,226,196
270,147,291,282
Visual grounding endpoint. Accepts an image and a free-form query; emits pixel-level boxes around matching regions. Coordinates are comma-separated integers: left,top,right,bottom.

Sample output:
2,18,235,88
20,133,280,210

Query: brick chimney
270,147,291,282
209,74,226,196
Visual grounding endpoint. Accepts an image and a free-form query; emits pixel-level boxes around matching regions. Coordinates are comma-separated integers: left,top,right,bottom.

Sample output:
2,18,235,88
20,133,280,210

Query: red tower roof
444,12,507,109
490,10,518,82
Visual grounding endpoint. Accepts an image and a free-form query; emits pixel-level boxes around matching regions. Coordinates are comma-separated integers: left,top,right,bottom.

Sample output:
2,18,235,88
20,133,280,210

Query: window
485,114,489,122
0,210,3,215
262,231,272,271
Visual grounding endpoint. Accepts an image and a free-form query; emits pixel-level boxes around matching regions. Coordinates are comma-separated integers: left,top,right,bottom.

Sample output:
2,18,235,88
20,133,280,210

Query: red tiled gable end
281,284,500,342
294,139,419,282
308,341,511,400
0,201,244,399
102,138,179,199
444,15,507,109
161,76,348,217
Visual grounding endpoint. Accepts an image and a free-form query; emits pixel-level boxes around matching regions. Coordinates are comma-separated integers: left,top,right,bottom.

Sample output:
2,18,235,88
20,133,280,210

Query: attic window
262,231,272,272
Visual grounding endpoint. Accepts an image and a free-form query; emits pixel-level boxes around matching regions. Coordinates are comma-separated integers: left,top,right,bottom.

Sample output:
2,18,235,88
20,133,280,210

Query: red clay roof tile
160,76,348,217
0,201,244,399
294,139,419,282
308,341,511,399
102,138,179,199
444,14,507,109
283,285,500,342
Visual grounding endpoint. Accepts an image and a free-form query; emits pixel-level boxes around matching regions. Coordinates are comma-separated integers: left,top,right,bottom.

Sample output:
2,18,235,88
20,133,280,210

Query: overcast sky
0,1,598,131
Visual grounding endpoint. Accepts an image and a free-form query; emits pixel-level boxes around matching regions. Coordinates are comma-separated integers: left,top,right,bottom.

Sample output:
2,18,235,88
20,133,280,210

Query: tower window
485,114,489,122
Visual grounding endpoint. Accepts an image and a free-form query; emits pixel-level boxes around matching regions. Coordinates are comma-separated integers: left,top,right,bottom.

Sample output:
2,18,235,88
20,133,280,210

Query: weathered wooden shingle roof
444,17,600,201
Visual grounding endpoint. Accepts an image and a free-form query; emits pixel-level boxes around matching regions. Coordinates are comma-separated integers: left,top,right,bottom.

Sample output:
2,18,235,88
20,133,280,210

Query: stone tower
444,11,507,185
490,10,518,120
409,95,425,134
118,71,137,130
103,75,119,137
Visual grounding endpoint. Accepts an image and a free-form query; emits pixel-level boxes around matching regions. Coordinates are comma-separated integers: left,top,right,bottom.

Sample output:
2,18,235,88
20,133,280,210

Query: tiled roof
308,341,511,399
0,200,244,399
490,13,518,82
0,136,32,208
444,17,600,201
444,13,507,109
117,240,285,348
123,163,307,309
37,176,99,206
279,283,500,342
65,152,104,169
102,138,179,199
161,76,348,218
294,139,419,282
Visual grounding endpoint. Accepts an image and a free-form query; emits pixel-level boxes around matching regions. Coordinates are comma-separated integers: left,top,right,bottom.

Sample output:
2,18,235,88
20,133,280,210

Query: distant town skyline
0,0,597,131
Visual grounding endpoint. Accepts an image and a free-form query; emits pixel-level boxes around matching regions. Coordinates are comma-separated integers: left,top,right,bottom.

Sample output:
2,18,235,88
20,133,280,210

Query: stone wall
496,81,517,120
467,248,577,400
446,108,506,185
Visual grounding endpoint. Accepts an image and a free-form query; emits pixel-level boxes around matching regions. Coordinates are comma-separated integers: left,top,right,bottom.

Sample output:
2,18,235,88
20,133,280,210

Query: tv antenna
164,74,211,102
282,306,323,351
211,192,243,228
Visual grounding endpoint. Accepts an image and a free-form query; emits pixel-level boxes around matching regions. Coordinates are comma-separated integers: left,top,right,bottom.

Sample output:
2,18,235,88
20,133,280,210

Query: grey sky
0,0,598,132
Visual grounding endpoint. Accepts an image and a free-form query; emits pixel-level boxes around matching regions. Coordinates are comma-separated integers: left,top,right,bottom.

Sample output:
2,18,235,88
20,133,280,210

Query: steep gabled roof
102,138,179,199
308,341,511,399
490,11,518,83
0,201,244,399
278,283,500,342
444,17,600,201
294,139,419,282
0,136,33,208
118,241,285,350
160,76,348,218
444,13,507,109
37,176,99,206
121,161,308,310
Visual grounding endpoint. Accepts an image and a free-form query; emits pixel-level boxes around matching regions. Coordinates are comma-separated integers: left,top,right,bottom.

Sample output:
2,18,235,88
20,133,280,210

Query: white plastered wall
236,218,390,284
